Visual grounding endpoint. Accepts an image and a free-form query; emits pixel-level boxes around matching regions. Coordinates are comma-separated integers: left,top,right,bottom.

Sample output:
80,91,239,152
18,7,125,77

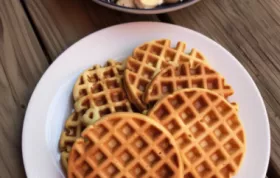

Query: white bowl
92,0,200,14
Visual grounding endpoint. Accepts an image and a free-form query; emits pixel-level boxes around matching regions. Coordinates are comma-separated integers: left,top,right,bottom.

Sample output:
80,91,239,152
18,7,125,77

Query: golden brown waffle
148,89,245,178
68,112,184,178
74,77,133,126
73,59,124,101
144,61,233,106
61,152,69,172
124,39,206,111
59,112,85,171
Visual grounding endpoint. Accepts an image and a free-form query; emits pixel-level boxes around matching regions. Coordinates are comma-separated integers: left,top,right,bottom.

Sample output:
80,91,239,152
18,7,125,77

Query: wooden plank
23,0,159,60
0,0,49,177
166,0,280,176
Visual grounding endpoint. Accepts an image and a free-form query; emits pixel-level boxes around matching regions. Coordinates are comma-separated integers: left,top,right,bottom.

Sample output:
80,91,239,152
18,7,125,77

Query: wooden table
0,0,279,177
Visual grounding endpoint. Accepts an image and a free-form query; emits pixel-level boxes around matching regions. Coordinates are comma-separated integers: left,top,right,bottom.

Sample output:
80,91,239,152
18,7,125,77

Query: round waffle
143,61,233,106
73,59,124,101
68,112,184,178
124,39,206,111
59,112,85,171
148,88,246,178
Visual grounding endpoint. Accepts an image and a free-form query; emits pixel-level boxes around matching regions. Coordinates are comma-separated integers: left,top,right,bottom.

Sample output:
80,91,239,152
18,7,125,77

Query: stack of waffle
59,39,246,178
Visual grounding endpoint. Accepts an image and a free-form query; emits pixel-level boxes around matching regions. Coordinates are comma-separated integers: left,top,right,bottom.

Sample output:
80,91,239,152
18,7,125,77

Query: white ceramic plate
22,22,270,178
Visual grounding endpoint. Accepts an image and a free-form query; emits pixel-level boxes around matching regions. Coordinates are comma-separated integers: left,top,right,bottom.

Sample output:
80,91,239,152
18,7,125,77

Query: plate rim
22,21,271,178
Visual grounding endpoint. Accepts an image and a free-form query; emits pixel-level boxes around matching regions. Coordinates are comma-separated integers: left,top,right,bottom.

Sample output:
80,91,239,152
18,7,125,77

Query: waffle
73,59,124,101
68,112,184,178
148,88,246,178
74,77,133,126
59,112,85,171
124,39,206,111
143,61,233,106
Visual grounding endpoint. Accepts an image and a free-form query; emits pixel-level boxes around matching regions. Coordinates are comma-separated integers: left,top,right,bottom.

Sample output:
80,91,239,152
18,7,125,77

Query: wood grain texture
23,0,159,60
0,0,48,177
167,0,280,176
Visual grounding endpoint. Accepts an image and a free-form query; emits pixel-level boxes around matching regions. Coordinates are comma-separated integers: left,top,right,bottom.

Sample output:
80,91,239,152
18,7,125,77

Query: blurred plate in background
92,0,200,14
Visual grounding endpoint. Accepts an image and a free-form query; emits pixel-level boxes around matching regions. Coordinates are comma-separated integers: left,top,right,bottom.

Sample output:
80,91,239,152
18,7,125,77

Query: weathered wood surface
167,1,280,177
23,0,159,60
0,0,48,177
